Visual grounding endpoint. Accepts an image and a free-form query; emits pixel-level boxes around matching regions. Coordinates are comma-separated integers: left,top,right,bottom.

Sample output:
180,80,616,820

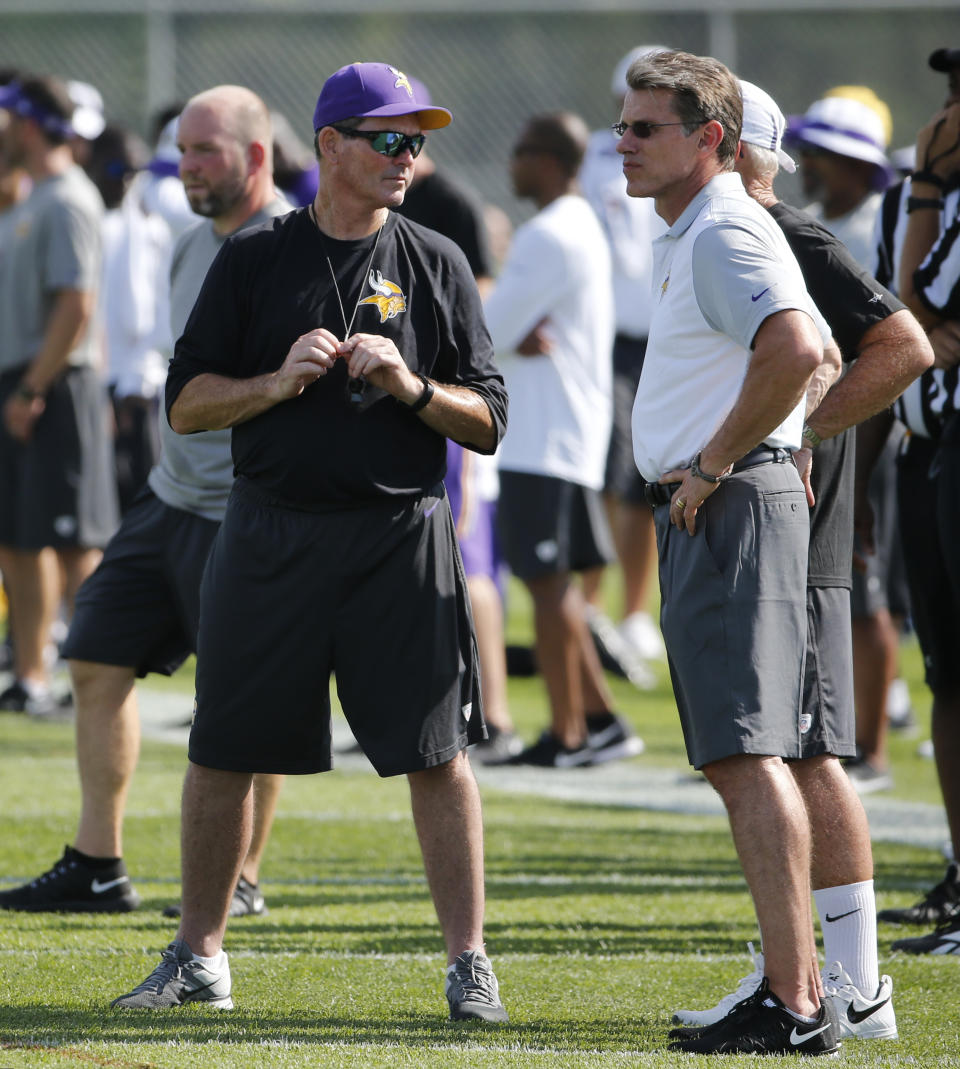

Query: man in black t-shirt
671,79,932,1042
110,63,509,1024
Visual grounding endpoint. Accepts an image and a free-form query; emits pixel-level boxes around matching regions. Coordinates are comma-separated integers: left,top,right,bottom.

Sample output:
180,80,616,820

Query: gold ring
674,498,685,510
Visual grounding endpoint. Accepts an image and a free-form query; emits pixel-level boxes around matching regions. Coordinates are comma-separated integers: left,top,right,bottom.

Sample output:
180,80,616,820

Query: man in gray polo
619,50,839,1056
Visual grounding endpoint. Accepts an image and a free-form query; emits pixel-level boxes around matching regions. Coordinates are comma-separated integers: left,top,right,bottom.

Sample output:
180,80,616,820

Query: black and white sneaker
585,712,644,764
507,730,593,768
445,950,508,1022
0,845,140,912
162,875,267,919
111,939,233,1009
667,978,841,1056
891,914,960,955
878,862,960,925
0,679,73,720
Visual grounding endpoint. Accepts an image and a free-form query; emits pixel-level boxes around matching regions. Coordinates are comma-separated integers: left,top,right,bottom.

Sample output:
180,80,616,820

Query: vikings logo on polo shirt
359,269,407,323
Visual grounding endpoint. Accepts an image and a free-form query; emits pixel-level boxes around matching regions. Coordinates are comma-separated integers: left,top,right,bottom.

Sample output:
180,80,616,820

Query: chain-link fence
1,3,958,221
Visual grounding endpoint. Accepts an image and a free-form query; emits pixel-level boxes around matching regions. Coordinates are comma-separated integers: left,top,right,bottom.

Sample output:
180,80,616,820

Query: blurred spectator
271,108,318,208
66,79,106,172
140,114,195,239
486,111,640,767
394,76,519,762
0,74,118,717
579,44,669,685
91,122,173,512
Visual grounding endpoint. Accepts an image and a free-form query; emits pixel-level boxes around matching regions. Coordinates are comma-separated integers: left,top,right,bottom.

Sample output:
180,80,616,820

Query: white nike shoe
618,611,666,662
671,941,764,1026
822,961,898,1039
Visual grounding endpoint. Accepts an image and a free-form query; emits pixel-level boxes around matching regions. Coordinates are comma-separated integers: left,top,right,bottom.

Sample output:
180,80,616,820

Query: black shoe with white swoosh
0,845,140,912
667,977,841,1056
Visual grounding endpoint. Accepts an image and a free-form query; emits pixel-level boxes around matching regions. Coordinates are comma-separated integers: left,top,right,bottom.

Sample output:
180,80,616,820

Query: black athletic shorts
798,586,856,759
0,364,119,550
62,487,219,677
188,477,486,777
496,470,614,581
897,432,960,696
604,333,651,506
850,425,910,619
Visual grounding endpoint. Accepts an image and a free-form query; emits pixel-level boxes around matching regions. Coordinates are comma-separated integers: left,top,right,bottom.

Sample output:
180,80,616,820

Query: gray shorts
798,586,856,759
655,461,809,769
0,365,119,550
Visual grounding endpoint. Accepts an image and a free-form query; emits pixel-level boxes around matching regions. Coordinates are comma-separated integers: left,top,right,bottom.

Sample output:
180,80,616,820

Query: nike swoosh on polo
825,907,861,922
789,1022,831,1045
751,287,771,302
847,993,891,1024
90,876,130,894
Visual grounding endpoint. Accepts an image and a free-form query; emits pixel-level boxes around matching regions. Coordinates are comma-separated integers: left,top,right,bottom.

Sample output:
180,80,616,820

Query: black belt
644,446,791,507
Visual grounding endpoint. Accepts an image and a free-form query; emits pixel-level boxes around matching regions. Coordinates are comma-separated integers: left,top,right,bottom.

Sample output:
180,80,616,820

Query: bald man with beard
0,85,291,919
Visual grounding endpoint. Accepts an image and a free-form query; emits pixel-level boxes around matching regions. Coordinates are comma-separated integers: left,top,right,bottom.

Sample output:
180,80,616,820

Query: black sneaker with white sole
878,861,960,926
891,913,960,955
507,730,593,768
667,978,841,1056
162,875,267,919
0,845,140,912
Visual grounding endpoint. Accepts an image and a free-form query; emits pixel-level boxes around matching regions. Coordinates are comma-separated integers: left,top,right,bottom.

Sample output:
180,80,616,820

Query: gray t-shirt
147,196,291,520
0,165,103,373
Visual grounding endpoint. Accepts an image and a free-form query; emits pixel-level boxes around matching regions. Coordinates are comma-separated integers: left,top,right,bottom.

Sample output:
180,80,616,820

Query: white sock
193,949,227,972
814,879,879,994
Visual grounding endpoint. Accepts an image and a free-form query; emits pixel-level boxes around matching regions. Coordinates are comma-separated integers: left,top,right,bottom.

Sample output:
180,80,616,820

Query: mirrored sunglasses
333,127,426,158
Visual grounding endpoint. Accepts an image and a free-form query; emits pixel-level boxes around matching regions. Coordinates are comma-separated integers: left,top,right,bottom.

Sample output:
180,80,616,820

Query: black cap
929,48,960,72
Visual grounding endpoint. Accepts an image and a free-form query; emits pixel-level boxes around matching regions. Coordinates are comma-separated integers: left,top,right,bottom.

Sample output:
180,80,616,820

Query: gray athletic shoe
111,939,233,1009
445,950,508,1022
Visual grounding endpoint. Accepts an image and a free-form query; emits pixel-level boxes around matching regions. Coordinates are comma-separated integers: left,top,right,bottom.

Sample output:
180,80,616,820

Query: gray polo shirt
147,196,291,520
0,165,103,373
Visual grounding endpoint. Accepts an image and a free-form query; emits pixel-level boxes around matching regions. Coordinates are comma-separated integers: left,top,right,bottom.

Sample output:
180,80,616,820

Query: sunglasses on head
612,119,692,139
333,127,426,158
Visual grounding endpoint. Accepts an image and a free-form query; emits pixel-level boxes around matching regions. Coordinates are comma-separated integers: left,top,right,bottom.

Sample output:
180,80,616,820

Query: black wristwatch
406,373,435,413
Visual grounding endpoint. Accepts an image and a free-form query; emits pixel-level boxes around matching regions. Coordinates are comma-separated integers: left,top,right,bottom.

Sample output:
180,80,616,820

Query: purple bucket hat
313,63,451,132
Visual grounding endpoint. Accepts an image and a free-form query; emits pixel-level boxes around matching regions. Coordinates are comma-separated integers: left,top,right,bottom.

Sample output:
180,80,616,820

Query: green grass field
1,587,957,1067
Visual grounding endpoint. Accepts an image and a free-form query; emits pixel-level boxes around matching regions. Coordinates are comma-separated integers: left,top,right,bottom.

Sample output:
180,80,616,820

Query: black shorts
798,586,856,759
0,365,119,550
62,487,219,677
604,334,650,506
897,433,960,696
496,470,614,581
188,477,485,777
850,425,910,619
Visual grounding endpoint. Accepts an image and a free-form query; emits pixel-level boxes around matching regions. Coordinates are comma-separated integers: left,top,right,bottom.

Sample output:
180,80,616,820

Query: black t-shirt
165,209,506,507
394,170,492,280
767,201,905,587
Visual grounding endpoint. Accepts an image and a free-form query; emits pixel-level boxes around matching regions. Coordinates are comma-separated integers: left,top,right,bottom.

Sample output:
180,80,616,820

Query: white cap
786,95,889,169
739,79,796,173
611,44,669,96
66,79,105,140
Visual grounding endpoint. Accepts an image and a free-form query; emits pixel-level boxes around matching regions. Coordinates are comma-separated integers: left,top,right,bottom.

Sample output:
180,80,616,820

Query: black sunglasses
333,127,426,158
612,120,692,139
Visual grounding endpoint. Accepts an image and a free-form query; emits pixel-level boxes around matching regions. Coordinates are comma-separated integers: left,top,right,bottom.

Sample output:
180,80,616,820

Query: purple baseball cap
313,62,451,132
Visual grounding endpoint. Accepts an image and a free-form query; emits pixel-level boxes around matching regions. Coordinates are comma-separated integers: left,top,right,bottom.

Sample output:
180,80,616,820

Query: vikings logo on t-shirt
359,269,407,323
